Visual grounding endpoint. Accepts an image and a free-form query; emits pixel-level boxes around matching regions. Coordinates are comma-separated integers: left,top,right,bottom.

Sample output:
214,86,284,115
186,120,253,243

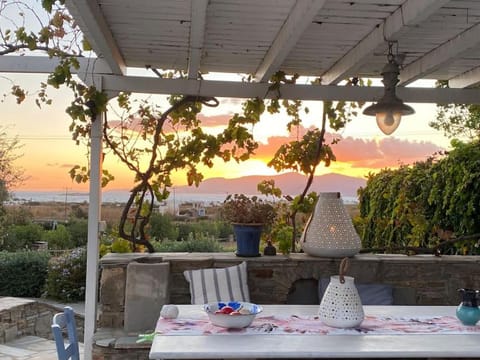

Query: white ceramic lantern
318,258,364,328
301,192,361,257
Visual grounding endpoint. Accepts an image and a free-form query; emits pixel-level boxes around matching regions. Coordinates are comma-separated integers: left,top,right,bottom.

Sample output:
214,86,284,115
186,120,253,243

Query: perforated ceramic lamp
319,258,364,328
301,192,361,258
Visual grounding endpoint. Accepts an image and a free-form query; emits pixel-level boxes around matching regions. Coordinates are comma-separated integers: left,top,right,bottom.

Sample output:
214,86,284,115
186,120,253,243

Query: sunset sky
1,72,449,192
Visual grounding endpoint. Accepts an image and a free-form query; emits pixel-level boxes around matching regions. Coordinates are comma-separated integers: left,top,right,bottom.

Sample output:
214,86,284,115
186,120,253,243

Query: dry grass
345,204,360,219
7,202,359,228
7,202,124,226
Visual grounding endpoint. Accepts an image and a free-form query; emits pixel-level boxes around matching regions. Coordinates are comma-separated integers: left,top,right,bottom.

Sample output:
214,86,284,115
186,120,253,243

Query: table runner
155,314,480,336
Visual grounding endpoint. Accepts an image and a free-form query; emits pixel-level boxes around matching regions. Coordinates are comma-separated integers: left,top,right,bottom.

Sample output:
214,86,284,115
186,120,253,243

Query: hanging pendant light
363,42,415,135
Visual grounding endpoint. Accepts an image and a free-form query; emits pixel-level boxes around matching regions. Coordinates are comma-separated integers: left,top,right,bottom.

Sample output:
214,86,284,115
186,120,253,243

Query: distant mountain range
176,173,366,198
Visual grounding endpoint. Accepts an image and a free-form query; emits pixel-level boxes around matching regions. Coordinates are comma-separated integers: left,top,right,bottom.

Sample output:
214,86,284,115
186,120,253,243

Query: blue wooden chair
51,306,80,360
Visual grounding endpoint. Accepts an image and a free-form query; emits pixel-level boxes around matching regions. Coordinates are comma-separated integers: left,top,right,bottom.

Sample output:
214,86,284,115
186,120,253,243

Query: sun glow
3,73,450,193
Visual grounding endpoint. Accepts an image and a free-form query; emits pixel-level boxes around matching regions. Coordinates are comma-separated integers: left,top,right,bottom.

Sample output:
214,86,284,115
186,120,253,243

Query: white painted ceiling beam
187,0,208,79
101,74,480,104
65,0,126,75
4,56,479,104
0,56,111,75
254,0,327,82
320,0,449,85
399,22,480,85
449,67,480,88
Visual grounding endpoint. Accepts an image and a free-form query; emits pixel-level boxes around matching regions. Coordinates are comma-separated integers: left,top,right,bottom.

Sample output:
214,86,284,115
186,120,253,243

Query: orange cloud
197,114,232,127
334,136,443,168
252,125,444,170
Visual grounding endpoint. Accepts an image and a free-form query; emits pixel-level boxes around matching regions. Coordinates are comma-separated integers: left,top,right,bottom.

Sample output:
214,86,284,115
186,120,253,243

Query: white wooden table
149,305,480,359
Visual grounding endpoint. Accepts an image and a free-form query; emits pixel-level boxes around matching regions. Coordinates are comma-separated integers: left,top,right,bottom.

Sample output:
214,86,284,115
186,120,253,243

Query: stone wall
98,252,480,329
0,297,84,343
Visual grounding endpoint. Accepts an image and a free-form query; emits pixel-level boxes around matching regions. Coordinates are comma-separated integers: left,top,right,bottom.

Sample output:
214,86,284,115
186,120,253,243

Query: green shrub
153,233,225,252
66,219,88,247
44,247,86,302
358,140,480,254
175,220,230,241
111,238,133,253
216,220,233,239
1,223,44,251
42,224,74,249
0,251,50,297
148,213,178,241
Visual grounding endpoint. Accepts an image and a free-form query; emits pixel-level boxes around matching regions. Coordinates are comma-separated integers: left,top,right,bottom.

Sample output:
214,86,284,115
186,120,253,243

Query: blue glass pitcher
456,288,480,326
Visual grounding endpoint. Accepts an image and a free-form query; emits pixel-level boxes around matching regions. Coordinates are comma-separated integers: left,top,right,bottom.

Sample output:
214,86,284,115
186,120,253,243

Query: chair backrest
51,306,80,360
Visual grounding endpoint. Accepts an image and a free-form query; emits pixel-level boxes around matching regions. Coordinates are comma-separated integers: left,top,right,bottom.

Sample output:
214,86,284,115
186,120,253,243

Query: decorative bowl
203,301,263,328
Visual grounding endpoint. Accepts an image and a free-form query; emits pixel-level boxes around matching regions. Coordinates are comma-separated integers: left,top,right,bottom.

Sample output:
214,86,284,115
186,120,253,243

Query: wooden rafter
320,0,448,85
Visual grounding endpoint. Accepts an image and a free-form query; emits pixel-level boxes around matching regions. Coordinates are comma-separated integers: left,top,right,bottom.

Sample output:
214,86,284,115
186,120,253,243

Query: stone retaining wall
0,297,84,343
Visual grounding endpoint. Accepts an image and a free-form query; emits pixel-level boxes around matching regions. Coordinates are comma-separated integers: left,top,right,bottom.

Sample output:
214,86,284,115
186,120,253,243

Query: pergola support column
84,101,103,360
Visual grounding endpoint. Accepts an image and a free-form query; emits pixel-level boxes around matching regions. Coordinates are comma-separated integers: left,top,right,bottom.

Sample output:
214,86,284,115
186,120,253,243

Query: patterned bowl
203,301,263,328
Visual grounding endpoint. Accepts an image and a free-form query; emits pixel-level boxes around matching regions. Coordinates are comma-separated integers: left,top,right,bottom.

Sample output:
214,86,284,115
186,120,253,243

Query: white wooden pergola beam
187,0,208,79
449,66,480,88
65,0,126,75
320,0,448,85
100,74,480,104
2,56,479,104
0,56,111,75
254,0,327,82
399,22,480,86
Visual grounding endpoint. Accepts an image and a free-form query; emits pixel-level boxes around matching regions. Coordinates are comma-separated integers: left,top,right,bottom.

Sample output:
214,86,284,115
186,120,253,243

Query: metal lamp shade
301,192,361,257
363,97,415,135
363,52,415,135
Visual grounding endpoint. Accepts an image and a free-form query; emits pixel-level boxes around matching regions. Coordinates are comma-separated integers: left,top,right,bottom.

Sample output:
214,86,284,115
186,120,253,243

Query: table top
149,305,480,359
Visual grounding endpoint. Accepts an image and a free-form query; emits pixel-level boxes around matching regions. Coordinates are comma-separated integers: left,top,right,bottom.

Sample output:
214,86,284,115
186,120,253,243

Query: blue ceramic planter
233,224,263,257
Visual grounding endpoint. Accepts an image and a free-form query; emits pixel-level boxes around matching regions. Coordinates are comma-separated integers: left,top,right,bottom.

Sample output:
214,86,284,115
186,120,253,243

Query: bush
175,220,231,241
66,218,88,247
215,220,233,239
42,224,74,249
148,213,178,241
111,238,133,253
0,251,50,297
153,234,225,252
44,248,86,302
358,140,480,254
1,223,44,251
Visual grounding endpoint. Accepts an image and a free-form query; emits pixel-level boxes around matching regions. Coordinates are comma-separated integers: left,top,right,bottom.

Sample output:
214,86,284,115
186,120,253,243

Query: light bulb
376,111,401,135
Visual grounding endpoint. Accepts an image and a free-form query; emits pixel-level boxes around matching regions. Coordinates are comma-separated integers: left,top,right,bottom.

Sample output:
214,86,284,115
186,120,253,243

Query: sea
10,190,358,209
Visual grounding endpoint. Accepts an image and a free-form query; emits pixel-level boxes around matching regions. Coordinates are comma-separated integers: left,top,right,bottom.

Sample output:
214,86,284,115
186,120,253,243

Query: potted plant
222,194,276,257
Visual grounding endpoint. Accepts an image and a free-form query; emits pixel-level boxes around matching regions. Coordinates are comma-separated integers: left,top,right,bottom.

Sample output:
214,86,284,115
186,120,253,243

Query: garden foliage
41,224,74,249
0,251,50,297
152,234,226,252
1,223,44,251
44,247,87,302
358,140,480,254
148,213,232,242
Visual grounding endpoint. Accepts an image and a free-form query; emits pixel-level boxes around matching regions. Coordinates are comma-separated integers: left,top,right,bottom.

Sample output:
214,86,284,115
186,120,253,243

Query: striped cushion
183,262,250,305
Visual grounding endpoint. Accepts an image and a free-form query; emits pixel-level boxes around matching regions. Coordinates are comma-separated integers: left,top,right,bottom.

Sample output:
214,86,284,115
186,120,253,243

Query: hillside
175,173,365,198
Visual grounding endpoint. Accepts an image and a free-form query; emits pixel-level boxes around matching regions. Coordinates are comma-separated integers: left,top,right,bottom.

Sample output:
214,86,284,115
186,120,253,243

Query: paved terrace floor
0,298,85,360
0,335,84,360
